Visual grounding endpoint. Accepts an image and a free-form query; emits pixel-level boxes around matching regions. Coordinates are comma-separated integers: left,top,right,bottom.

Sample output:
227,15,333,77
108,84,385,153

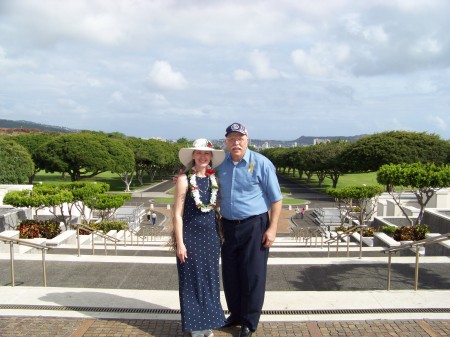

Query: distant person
301,207,305,219
172,138,226,337
151,212,157,225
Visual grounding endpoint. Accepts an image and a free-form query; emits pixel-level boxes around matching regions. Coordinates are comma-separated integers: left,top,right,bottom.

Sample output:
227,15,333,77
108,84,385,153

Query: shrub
80,220,128,234
38,220,62,239
392,224,430,242
335,225,374,236
17,222,40,239
362,227,375,237
96,220,128,233
334,224,348,232
380,225,397,237
16,219,61,239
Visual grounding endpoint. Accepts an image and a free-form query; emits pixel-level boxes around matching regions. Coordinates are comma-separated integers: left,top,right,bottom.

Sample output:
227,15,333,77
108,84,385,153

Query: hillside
0,119,78,134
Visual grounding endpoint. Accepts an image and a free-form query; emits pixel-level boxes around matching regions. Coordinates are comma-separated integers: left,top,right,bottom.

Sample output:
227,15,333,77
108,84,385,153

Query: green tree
326,185,384,228
3,185,74,228
67,182,110,222
341,131,450,172
261,147,291,174
302,141,349,188
0,138,35,184
377,162,450,225
3,182,121,228
85,193,131,221
10,133,57,183
125,137,149,186
36,133,113,181
99,137,135,192
35,132,135,184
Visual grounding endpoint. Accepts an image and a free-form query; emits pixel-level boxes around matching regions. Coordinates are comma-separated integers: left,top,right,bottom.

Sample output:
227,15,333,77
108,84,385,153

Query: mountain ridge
0,118,78,133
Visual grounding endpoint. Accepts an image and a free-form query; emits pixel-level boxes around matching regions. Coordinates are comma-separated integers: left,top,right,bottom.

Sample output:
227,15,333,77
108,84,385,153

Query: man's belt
221,214,262,224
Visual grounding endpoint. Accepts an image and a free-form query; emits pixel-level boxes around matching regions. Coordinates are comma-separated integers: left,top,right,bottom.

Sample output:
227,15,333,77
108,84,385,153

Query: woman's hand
177,242,188,263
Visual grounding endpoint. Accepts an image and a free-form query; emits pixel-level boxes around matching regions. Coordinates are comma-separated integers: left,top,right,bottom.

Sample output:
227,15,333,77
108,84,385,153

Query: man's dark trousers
221,213,269,331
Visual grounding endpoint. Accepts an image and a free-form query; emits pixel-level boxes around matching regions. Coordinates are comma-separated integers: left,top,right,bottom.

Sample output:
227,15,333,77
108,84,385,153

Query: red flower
206,168,216,176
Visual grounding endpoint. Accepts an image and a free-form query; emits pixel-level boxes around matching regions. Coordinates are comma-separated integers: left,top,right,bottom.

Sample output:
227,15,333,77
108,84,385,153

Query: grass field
283,171,381,191
34,171,164,192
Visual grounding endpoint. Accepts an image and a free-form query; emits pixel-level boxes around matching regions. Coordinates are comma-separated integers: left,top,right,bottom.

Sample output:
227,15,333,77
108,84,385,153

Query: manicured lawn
34,171,164,192
282,171,381,191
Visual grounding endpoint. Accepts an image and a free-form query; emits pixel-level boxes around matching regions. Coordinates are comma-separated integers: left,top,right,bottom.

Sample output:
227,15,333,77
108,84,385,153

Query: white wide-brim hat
178,138,226,168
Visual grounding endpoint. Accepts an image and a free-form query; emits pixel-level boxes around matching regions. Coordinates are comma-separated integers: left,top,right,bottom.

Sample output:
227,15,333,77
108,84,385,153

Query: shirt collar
226,148,250,164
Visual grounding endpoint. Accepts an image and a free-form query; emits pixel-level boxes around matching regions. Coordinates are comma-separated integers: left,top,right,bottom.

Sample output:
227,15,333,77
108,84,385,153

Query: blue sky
0,0,449,140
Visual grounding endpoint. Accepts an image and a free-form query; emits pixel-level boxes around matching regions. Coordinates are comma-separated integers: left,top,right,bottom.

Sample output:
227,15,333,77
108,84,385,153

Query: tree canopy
377,162,450,225
0,138,35,184
326,185,384,227
35,132,134,182
10,132,58,183
340,131,450,172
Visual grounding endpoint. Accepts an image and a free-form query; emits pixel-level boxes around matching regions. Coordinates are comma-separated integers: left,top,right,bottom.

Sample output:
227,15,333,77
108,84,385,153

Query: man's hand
262,227,276,248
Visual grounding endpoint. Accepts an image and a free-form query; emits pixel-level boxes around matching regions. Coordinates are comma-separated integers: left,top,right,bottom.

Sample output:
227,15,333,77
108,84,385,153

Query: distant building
313,138,330,145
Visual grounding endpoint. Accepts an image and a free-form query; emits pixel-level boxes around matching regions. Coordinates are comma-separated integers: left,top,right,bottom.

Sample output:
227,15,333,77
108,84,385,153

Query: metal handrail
290,226,325,247
0,235,51,287
127,228,146,246
385,232,450,291
325,225,366,258
75,224,120,257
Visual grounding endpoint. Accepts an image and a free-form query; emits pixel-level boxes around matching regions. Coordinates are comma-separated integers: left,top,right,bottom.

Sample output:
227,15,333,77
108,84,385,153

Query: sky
0,0,449,141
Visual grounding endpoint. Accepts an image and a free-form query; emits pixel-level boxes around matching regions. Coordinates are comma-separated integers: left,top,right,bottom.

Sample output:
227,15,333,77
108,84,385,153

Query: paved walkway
1,177,449,336
1,316,449,337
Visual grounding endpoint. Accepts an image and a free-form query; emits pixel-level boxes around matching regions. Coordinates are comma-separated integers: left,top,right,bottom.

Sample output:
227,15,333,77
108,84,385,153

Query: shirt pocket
241,172,260,193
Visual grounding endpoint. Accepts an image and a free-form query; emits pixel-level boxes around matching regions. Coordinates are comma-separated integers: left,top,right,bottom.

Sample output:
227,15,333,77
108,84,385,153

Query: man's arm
262,199,282,248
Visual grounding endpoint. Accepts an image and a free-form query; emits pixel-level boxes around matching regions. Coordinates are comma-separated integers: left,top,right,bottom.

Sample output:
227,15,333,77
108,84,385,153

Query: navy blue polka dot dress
177,176,226,332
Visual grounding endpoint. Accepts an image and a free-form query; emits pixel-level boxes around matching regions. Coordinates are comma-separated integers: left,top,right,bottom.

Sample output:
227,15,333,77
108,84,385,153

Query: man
218,122,282,337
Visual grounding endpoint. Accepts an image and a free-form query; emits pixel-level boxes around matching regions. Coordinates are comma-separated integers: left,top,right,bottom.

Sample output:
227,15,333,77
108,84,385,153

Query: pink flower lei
189,166,218,212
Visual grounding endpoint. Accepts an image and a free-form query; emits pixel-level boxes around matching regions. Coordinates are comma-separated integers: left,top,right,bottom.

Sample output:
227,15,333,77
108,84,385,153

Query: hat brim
178,147,226,168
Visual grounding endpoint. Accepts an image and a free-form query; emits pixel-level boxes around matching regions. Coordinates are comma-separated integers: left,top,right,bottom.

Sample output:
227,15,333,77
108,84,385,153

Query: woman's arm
173,174,188,263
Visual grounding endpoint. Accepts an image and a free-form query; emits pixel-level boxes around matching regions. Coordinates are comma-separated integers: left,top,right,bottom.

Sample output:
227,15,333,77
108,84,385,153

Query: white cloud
1,0,450,140
410,37,442,56
249,50,280,80
150,93,169,106
0,46,35,73
111,91,123,102
292,49,329,77
233,69,253,81
428,115,448,131
291,43,349,77
233,50,280,81
149,61,188,90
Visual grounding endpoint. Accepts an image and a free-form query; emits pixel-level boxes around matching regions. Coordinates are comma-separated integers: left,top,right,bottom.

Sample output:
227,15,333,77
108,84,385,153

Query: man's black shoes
223,315,240,327
238,325,253,337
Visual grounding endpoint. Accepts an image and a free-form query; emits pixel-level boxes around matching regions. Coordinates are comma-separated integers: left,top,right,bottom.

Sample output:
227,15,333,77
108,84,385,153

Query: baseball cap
225,122,248,137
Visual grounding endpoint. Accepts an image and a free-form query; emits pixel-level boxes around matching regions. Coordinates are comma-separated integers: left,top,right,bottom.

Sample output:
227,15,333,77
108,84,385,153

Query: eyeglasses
226,136,247,143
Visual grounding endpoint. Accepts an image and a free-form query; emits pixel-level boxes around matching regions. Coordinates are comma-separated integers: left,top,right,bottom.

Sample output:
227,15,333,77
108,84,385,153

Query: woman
173,138,226,337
